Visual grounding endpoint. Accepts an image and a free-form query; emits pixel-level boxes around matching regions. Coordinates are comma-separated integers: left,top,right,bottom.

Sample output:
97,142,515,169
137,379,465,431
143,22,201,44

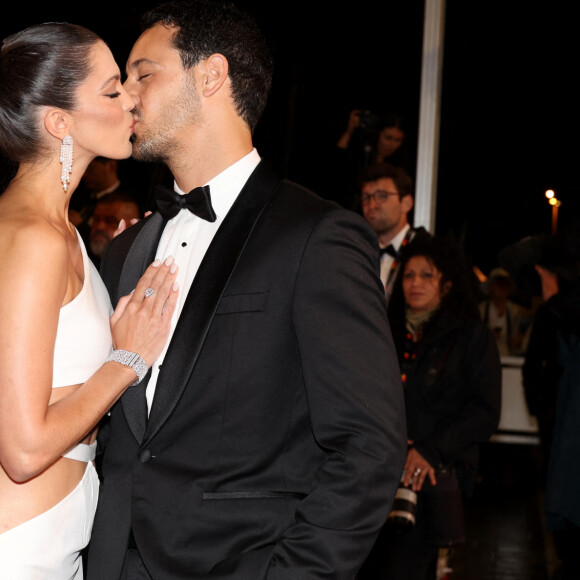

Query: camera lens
386,482,418,534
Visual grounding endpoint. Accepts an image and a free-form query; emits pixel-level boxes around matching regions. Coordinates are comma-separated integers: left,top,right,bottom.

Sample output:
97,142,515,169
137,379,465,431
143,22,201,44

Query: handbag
421,466,466,547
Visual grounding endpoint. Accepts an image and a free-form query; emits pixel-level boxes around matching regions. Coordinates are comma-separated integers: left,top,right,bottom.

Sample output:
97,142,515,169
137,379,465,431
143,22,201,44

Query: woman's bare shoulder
0,215,69,296
0,214,67,255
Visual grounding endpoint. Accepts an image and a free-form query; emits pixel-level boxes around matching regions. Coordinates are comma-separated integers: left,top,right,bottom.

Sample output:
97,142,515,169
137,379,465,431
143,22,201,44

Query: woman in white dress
0,22,179,579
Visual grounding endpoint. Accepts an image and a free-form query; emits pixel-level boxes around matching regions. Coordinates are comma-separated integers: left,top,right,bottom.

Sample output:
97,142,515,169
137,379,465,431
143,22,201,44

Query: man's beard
131,76,201,164
90,233,110,258
131,129,170,164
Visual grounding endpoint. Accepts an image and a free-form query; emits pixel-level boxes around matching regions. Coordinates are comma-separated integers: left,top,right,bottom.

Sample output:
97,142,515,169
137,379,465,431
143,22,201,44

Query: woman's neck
405,306,437,341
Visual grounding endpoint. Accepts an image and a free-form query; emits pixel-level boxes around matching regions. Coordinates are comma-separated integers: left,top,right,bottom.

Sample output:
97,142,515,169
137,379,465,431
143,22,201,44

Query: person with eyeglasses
358,162,429,302
89,191,141,268
70,157,128,227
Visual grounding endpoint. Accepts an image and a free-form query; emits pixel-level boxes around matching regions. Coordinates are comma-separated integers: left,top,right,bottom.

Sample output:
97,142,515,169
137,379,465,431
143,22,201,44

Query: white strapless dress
0,462,99,579
0,229,112,578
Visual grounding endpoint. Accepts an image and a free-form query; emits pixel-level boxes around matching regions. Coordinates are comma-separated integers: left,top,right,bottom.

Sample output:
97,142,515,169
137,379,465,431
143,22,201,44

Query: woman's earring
59,135,74,192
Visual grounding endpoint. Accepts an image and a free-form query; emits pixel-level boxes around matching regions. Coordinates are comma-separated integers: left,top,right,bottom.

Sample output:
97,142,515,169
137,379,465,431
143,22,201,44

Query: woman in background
359,235,501,579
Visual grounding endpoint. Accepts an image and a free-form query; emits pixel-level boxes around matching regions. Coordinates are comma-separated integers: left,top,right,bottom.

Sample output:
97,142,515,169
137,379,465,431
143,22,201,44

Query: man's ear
200,53,229,97
402,194,414,213
43,108,71,141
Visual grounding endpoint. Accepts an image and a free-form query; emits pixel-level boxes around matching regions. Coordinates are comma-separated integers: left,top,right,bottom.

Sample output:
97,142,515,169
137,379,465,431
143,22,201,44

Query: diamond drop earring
59,135,74,192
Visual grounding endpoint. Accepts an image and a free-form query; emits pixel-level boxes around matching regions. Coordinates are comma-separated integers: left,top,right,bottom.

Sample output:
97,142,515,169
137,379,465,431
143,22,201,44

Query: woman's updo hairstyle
0,22,101,164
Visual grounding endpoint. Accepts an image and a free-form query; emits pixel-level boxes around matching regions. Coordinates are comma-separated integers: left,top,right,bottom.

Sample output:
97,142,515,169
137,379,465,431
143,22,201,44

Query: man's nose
123,78,139,103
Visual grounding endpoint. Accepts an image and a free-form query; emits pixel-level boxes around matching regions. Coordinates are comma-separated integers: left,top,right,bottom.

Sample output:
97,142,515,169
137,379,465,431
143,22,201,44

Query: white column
414,0,446,233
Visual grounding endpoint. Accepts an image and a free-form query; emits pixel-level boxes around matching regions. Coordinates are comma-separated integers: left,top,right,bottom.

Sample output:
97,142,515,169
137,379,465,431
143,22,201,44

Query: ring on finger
414,468,422,477
144,287,157,298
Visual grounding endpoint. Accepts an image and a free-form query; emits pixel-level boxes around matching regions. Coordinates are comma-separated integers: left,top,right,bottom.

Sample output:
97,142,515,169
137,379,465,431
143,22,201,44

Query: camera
357,110,379,157
358,110,378,131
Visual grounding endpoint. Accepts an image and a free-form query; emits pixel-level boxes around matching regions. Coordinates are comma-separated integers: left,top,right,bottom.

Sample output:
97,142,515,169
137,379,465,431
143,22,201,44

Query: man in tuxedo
359,162,429,303
87,2,406,578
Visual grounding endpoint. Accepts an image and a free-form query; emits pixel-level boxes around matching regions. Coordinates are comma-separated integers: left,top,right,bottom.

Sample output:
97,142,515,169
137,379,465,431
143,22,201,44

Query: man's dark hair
358,162,413,199
141,0,273,134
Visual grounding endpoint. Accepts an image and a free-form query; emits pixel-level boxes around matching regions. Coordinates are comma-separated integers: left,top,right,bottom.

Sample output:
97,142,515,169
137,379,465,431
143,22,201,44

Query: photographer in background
321,109,410,210
337,109,408,169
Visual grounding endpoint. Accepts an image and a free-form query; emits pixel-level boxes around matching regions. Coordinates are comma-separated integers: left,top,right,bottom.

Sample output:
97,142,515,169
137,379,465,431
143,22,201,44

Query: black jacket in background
395,310,502,494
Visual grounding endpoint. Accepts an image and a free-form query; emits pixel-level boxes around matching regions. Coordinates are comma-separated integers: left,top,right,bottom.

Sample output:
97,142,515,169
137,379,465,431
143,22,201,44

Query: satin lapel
117,212,165,300
118,212,166,444
144,162,281,442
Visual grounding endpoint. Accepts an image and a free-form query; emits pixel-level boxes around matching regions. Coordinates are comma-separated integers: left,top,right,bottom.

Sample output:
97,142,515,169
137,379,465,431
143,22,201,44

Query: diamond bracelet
105,349,148,386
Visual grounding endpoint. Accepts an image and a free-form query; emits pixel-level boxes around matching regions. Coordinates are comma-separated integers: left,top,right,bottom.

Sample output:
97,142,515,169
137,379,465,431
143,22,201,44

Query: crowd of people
0,1,576,579
352,156,579,578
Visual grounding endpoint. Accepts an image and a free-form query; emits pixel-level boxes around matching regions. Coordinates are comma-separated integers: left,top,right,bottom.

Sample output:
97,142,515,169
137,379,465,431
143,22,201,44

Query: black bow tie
380,245,397,258
153,184,217,222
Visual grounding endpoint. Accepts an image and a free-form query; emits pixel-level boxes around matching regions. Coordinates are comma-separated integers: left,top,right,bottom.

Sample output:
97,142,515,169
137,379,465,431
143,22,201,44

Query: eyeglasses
360,190,400,204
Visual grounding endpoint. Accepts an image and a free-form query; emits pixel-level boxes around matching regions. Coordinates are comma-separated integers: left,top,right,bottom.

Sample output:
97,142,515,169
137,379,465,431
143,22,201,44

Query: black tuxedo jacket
87,161,406,579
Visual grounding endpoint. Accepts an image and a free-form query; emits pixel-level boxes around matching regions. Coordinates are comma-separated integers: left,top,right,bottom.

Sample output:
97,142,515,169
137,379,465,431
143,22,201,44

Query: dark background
3,1,578,279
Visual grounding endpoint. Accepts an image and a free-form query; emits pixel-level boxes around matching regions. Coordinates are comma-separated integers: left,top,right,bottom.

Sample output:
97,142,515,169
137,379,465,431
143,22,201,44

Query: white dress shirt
145,148,261,412
379,223,411,286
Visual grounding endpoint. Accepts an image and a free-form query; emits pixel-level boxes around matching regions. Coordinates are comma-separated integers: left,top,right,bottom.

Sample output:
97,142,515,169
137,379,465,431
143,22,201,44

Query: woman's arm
336,109,362,149
0,223,178,481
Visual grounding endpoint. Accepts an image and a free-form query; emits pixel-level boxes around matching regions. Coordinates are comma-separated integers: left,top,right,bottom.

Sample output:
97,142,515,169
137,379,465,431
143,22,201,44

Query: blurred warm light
545,189,561,234
472,265,487,283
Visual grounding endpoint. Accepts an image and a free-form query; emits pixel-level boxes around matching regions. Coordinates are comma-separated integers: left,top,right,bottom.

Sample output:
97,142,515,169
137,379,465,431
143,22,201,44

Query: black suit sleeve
267,208,407,579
